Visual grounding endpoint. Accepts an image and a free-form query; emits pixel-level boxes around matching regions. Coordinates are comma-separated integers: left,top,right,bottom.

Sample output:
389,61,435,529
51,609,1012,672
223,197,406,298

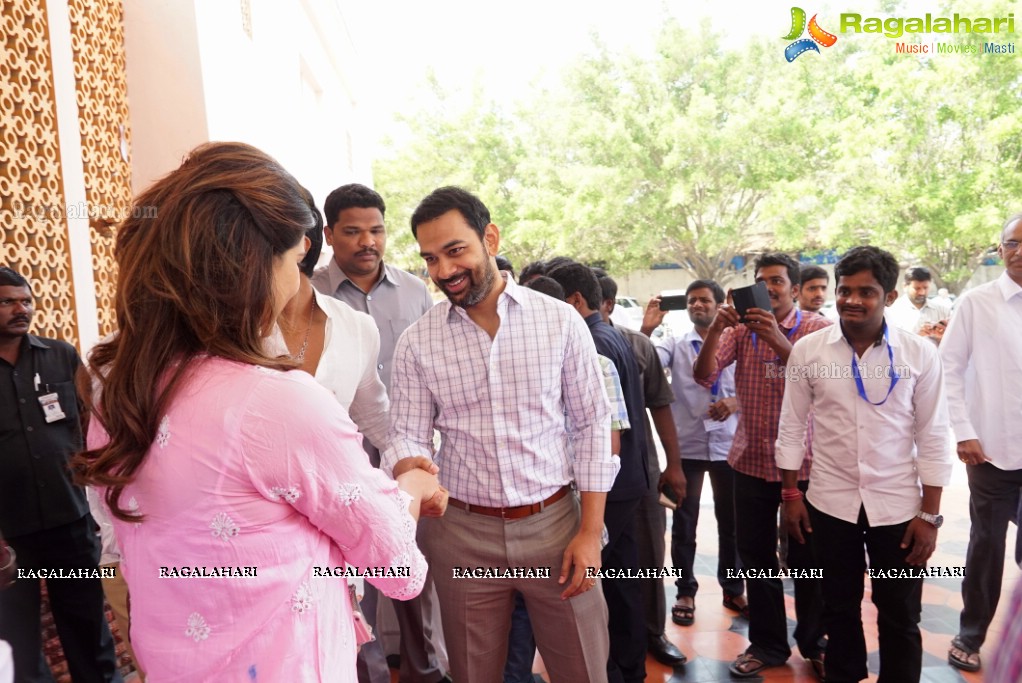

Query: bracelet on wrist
780,487,803,501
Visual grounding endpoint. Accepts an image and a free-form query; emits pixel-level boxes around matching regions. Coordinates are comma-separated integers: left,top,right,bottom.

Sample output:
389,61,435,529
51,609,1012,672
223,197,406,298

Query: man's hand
640,296,667,337
742,307,783,345
419,485,448,518
559,529,602,600
783,498,812,544
707,396,738,422
659,465,686,506
957,439,988,467
901,518,938,565
392,456,439,478
709,299,741,334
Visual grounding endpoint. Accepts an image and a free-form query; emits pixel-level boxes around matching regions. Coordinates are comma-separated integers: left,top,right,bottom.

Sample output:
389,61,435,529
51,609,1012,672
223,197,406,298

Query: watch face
934,514,944,529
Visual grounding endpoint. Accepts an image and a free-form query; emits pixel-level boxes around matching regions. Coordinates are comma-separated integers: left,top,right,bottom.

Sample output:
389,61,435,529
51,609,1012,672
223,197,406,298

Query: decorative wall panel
68,0,132,339
0,0,79,344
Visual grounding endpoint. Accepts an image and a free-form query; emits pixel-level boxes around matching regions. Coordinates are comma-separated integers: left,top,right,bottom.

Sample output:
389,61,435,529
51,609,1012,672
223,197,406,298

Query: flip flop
728,652,777,678
722,593,750,619
948,637,981,672
671,599,695,626
805,654,825,681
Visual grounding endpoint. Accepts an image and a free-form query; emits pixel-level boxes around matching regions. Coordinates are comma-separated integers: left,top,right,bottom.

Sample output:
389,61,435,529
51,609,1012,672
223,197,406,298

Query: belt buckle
501,507,510,519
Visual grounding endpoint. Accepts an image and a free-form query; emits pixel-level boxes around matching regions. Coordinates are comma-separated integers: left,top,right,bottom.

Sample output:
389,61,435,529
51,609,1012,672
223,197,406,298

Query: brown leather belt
448,485,571,520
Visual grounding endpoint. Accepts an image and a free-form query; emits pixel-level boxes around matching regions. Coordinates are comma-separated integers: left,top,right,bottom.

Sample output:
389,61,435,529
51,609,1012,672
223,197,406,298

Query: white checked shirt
776,320,952,526
940,272,1022,470
382,274,619,506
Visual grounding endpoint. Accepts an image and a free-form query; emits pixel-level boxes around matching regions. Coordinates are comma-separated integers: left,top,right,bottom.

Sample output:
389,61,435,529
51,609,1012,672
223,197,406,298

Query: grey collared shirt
311,259,434,390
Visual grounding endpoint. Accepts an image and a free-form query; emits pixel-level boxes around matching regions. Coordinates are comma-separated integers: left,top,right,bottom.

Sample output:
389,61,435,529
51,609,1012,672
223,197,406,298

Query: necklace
292,295,317,363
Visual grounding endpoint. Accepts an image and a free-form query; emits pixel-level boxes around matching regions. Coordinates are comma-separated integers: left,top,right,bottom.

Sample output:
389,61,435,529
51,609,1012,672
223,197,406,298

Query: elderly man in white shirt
777,246,952,683
941,213,1022,674
384,187,618,683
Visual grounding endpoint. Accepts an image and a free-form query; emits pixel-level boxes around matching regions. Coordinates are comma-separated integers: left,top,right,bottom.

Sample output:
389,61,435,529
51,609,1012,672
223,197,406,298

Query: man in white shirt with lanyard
777,246,952,683
942,213,1022,674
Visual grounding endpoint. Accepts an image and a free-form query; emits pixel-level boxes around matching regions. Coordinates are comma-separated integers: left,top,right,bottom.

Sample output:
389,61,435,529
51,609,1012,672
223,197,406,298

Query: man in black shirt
0,267,121,683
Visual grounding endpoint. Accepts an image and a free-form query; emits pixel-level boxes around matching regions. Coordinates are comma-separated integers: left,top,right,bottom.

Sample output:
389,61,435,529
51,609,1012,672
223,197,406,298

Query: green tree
372,72,527,271
806,0,1022,291
515,21,824,282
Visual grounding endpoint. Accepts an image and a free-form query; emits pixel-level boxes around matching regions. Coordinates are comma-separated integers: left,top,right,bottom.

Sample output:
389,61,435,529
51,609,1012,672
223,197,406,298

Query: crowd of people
1,141,1021,683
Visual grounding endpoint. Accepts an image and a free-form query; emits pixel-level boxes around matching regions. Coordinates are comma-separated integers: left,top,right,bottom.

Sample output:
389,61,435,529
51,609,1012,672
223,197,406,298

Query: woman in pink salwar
74,143,442,682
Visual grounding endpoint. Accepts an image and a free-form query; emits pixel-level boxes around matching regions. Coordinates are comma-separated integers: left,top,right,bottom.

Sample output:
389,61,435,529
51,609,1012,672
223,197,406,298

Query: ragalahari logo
783,7,838,62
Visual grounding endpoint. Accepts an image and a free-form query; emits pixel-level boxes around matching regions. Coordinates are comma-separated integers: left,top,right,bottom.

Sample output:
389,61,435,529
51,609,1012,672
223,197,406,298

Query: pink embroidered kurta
87,358,426,682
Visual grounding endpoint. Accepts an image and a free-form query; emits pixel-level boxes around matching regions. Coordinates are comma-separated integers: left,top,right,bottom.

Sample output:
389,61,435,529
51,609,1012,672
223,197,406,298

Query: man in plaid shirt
693,253,832,679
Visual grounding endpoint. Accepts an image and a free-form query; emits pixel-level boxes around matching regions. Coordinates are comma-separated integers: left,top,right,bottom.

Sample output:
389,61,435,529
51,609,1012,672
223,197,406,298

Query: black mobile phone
659,294,688,311
731,282,772,322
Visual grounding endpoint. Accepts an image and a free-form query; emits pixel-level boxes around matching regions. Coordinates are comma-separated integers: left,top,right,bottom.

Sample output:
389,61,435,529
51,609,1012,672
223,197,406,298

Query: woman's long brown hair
72,142,313,521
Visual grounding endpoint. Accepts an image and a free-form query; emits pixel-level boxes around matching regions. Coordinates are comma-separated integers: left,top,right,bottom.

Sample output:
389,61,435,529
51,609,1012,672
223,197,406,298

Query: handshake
393,456,449,519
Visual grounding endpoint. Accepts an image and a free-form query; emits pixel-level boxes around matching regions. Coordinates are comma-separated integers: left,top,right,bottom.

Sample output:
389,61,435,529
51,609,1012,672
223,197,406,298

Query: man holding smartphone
643,280,746,628
693,253,832,678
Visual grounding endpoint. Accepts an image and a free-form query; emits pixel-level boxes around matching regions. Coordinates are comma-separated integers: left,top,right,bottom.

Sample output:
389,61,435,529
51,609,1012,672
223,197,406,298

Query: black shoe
648,635,688,666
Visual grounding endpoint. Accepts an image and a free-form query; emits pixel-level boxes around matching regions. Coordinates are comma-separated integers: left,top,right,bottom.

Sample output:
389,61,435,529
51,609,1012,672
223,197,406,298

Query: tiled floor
524,460,1018,682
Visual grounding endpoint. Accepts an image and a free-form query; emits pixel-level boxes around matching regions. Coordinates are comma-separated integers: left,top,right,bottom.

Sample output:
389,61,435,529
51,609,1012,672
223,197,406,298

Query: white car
611,296,645,330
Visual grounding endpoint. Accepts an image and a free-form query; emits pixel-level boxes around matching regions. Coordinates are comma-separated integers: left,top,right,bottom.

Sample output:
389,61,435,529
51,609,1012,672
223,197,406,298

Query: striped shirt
599,355,631,432
382,275,618,506
697,307,831,481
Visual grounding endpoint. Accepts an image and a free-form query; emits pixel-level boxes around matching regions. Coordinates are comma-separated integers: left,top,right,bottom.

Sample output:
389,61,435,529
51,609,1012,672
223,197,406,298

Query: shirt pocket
44,380,79,424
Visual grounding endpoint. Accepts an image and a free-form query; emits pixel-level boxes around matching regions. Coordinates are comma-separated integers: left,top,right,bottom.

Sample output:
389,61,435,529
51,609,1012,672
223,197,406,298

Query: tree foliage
373,3,1022,291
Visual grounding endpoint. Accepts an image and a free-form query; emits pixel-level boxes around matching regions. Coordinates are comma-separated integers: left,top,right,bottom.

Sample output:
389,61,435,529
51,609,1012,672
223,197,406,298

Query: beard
689,312,714,328
439,262,497,309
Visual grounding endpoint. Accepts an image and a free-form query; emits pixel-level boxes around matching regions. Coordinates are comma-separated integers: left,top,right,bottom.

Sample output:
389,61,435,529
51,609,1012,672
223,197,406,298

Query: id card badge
703,417,726,432
38,392,67,423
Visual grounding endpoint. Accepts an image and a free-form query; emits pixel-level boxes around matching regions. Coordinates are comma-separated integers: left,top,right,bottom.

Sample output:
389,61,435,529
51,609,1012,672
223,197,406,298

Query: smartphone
658,486,679,510
731,282,772,322
659,294,688,311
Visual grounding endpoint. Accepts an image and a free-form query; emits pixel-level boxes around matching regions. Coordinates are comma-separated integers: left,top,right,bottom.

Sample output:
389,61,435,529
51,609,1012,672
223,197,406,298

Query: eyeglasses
1002,240,1021,251
0,298,34,308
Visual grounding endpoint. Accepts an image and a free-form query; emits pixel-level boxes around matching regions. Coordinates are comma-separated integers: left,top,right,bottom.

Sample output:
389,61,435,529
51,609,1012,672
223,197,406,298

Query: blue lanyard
751,309,802,355
851,323,899,405
691,339,720,399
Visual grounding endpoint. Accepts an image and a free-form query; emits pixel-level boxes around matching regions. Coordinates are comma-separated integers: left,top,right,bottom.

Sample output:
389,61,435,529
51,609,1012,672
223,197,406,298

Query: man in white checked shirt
383,187,619,683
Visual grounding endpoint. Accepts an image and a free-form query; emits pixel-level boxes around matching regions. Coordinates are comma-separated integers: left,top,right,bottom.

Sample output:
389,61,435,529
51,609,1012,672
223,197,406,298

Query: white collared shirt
654,329,737,461
311,260,434,390
940,272,1022,470
888,294,951,334
382,274,619,506
265,291,390,449
776,320,952,525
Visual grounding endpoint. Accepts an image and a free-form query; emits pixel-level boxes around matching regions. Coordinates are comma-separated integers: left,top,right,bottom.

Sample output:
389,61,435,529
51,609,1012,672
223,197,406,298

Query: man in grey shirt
312,184,446,683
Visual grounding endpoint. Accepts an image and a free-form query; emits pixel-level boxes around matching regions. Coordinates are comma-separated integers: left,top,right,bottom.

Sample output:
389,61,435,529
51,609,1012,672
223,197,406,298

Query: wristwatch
916,511,943,528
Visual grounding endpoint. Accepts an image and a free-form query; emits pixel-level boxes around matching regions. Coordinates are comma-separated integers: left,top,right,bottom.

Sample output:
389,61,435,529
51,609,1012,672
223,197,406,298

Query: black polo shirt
584,312,649,502
0,334,88,538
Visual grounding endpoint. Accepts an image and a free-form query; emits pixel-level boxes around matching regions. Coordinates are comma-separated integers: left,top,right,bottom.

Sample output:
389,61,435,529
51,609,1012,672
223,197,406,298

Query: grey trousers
422,494,610,683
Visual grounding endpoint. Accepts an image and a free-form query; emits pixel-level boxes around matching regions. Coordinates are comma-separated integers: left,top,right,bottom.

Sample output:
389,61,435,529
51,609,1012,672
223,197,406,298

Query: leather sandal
948,637,981,672
728,652,778,678
671,598,695,626
722,593,750,619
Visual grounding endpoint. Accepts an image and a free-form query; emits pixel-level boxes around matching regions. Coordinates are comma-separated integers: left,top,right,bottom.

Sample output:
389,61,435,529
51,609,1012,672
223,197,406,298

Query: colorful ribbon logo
783,7,837,62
